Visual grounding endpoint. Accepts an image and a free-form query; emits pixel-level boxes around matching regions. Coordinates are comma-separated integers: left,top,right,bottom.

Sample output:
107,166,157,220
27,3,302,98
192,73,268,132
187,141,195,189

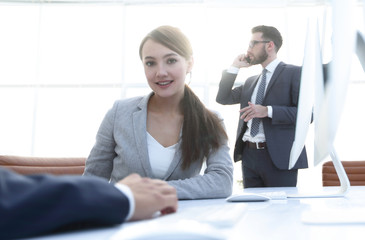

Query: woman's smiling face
141,39,192,100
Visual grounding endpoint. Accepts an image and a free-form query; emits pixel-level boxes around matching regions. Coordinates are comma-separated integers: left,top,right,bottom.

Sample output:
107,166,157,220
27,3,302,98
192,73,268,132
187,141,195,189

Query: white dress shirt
227,58,280,143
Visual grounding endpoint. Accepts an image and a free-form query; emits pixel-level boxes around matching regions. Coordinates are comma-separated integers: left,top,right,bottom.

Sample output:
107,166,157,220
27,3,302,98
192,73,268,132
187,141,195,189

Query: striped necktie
250,68,267,137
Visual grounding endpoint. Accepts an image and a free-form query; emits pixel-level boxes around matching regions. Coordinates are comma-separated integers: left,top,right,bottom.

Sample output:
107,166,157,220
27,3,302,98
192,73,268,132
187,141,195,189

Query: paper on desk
302,208,365,224
109,219,226,240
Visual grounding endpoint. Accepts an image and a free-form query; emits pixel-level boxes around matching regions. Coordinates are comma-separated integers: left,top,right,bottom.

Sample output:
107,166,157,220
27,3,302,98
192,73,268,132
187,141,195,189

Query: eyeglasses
248,40,270,49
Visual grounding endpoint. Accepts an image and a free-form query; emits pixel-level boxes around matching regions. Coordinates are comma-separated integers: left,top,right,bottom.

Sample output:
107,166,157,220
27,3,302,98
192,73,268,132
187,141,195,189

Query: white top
242,58,280,143
147,132,177,179
226,60,279,143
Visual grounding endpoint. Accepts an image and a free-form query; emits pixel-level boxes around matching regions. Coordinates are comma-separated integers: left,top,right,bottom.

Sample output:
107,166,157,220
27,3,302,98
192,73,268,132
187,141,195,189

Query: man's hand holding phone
232,53,251,68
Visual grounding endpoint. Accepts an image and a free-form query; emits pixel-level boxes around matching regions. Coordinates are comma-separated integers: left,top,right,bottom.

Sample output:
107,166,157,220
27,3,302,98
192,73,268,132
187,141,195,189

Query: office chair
322,160,365,186
0,155,86,175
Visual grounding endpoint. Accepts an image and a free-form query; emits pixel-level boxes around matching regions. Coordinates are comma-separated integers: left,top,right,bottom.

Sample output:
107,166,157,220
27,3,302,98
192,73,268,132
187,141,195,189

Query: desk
31,186,365,240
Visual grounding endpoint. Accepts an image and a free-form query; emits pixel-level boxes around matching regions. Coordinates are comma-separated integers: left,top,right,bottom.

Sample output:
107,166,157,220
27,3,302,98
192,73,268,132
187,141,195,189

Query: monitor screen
288,0,355,197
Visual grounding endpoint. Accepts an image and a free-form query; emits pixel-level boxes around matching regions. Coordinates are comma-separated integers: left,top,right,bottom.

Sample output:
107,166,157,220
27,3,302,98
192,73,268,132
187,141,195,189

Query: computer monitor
356,31,365,72
287,8,356,198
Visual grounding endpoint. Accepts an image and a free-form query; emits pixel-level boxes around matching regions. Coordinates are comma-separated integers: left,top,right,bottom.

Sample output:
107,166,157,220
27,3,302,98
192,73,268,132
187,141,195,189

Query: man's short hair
252,25,283,52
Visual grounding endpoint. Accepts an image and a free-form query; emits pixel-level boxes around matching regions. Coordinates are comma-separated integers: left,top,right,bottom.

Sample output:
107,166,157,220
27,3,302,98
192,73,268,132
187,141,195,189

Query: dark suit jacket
216,62,308,170
0,168,129,239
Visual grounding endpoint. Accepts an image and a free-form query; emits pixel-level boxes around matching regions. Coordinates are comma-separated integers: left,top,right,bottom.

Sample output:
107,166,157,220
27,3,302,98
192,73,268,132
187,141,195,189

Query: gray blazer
84,93,233,199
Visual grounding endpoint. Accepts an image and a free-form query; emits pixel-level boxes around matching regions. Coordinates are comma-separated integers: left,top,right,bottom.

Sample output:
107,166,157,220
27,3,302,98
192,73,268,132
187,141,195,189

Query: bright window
0,1,364,190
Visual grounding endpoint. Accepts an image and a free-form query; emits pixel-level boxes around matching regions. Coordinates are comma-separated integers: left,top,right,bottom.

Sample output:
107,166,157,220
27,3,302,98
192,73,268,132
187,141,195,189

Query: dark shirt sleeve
0,168,129,239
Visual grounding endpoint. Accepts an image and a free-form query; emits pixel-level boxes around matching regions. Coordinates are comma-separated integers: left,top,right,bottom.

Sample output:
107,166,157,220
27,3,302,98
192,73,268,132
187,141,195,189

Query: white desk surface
30,186,365,240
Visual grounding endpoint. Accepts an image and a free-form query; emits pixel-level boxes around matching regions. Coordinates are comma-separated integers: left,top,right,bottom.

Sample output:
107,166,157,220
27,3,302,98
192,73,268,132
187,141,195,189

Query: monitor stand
288,146,350,198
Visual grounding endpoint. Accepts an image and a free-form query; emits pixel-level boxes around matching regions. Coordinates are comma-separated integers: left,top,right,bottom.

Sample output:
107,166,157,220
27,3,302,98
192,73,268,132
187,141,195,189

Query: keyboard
260,191,287,200
111,218,228,240
191,204,248,227
111,201,247,240
161,201,248,228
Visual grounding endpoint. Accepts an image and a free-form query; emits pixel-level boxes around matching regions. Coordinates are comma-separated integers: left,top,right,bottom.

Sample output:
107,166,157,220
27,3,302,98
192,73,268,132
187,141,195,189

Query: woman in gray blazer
84,25,233,200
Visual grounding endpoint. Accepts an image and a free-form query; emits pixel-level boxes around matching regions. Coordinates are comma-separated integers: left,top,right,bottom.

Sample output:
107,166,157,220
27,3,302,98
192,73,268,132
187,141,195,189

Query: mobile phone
245,56,251,64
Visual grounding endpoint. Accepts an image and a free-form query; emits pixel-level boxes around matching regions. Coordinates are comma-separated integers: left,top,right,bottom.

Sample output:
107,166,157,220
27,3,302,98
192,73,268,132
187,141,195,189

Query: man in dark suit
0,168,177,239
216,25,308,188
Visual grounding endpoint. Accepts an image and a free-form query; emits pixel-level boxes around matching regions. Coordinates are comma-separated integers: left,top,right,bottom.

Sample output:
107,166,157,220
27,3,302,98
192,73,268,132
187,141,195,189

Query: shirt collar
264,58,280,73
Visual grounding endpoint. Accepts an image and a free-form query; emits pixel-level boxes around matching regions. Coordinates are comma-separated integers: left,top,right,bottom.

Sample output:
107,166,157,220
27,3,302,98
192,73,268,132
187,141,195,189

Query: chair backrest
322,160,365,186
0,155,86,175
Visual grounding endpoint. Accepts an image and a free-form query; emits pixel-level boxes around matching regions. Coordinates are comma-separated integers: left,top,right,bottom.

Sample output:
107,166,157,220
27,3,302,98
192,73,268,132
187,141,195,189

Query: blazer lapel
132,93,183,180
163,141,183,180
132,93,154,177
244,75,260,105
237,75,260,133
265,62,284,96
